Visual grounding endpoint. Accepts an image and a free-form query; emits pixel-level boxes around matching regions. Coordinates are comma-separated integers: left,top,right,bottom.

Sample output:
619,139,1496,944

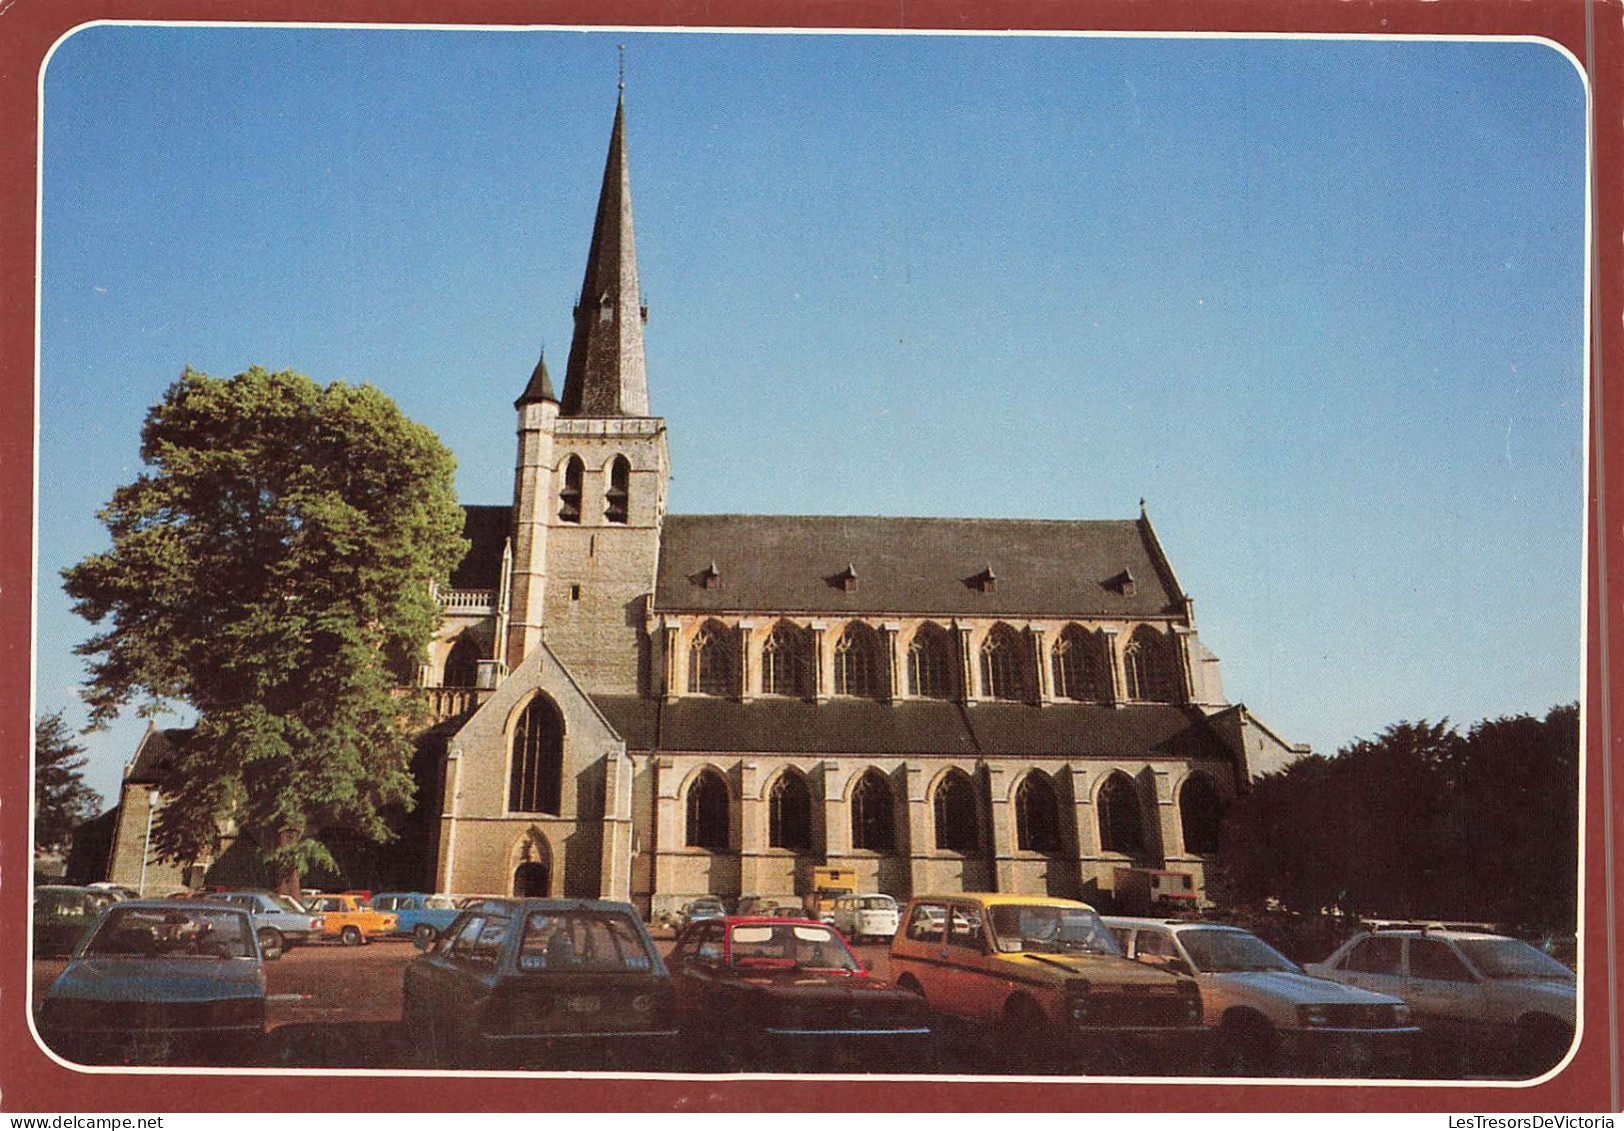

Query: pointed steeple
559,89,650,418
515,347,556,408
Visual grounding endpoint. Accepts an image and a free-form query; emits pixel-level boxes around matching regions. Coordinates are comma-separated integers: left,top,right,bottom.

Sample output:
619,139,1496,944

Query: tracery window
850,770,895,851
1098,772,1146,856
979,625,1023,701
688,623,733,697
558,456,584,524
768,772,812,852
1052,625,1111,701
605,456,630,524
908,624,954,700
686,769,730,850
762,622,809,698
1124,626,1177,702
1015,773,1063,855
834,623,882,699
933,770,979,853
508,696,564,815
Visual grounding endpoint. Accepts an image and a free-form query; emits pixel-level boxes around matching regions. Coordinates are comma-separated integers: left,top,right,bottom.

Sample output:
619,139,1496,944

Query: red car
667,915,931,1071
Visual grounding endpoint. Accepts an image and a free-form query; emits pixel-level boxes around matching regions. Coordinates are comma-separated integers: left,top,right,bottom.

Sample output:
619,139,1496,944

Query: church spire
559,87,650,418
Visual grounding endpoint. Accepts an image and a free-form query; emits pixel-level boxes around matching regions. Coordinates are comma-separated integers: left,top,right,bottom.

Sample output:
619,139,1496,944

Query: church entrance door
513,861,550,897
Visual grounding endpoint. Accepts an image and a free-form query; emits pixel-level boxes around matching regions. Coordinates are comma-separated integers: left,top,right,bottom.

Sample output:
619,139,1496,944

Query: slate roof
125,726,190,785
452,505,511,590
653,514,1185,618
588,697,1233,762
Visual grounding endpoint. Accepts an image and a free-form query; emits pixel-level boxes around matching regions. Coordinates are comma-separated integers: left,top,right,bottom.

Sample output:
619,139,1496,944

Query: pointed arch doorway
513,861,551,897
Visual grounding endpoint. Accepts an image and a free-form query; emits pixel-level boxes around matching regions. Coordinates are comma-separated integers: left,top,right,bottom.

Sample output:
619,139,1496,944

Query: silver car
1106,917,1417,1075
39,900,266,1066
1306,926,1576,1076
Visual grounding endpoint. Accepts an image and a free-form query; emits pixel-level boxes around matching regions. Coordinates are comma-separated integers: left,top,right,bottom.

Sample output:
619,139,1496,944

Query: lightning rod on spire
618,45,625,92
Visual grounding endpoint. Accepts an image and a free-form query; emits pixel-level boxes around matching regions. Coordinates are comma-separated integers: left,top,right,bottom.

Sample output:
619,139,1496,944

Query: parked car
201,891,325,959
39,900,266,1066
301,893,399,946
1105,916,1418,1075
889,893,1204,1070
369,892,463,946
402,898,676,1069
1306,927,1576,1075
734,895,784,917
667,915,930,1070
85,882,140,901
33,885,115,957
676,897,727,930
830,893,900,943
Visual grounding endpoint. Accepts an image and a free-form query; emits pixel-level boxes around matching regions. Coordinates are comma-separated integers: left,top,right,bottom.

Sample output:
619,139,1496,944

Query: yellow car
889,893,1205,1069
302,894,398,946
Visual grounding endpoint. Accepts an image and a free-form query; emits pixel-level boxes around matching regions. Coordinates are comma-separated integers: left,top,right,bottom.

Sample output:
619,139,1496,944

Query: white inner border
26,19,1597,1092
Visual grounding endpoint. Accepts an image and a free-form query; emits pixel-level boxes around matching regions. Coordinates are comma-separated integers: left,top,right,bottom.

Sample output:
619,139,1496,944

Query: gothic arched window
688,623,733,697
605,456,630,524
850,770,895,851
1053,625,1111,702
979,625,1024,701
686,770,730,850
933,770,979,853
908,623,954,700
1015,773,1063,855
1098,772,1145,856
768,771,812,852
443,632,482,688
1124,626,1177,702
1180,774,1225,856
508,695,564,815
762,622,809,698
834,623,882,699
558,455,584,524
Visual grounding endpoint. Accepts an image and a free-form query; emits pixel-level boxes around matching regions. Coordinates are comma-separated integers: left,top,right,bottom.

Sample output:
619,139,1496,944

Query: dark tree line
1215,704,1578,933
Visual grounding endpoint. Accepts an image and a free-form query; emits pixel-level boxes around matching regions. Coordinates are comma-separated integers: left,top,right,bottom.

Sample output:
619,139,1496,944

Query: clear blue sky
37,26,1587,806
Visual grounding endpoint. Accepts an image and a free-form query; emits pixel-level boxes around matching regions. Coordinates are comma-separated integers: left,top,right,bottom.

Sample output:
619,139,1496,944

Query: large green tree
1214,705,1579,932
64,367,468,892
35,710,101,858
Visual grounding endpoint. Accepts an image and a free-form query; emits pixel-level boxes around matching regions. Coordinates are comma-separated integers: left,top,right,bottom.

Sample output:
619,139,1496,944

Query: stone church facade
105,92,1305,915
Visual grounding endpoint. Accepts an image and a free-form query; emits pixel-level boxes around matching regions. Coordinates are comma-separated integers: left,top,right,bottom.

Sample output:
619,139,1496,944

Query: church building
104,90,1305,917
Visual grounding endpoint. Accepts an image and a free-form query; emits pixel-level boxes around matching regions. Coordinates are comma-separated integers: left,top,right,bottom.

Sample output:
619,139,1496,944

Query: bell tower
505,87,670,694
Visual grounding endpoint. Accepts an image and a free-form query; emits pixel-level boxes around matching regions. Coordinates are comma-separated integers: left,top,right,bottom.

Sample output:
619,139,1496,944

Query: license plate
564,995,600,1014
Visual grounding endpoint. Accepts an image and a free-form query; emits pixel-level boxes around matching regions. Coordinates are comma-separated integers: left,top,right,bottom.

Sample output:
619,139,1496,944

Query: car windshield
1455,938,1576,981
1178,929,1299,974
988,905,1120,956
859,897,895,911
425,896,457,910
518,910,656,973
84,906,252,959
729,922,861,971
691,902,724,915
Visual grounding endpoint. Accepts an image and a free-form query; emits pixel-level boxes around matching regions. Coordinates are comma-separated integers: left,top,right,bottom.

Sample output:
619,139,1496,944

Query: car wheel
413,923,437,948
896,973,924,998
1216,1011,1278,1076
257,927,284,961
999,994,1053,1071
340,925,363,947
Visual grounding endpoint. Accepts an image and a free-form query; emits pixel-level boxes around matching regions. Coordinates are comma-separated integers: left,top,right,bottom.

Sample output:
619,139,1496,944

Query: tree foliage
63,367,468,891
35,710,101,856
1214,704,1579,932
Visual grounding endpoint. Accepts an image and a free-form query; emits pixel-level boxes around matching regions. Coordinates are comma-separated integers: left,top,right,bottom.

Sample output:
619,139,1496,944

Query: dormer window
1106,568,1136,597
832,564,858,593
694,561,721,590
968,565,998,594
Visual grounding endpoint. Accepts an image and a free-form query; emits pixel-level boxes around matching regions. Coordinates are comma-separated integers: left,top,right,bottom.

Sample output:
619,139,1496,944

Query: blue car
369,892,461,946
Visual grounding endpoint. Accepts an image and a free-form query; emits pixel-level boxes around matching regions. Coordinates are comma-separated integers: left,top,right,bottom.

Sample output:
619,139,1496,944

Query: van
830,893,899,943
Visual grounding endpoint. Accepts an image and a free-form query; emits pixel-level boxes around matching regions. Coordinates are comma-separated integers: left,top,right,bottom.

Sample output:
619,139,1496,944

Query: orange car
302,893,398,946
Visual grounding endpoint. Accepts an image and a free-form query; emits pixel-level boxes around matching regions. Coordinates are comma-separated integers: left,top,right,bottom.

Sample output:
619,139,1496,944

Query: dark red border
3,0,1618,1112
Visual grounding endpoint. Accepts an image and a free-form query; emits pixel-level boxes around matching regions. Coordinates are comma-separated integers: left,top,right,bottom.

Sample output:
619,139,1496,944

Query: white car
1305,926,1575,1076
829,893,899,943
1105,917,1418,1076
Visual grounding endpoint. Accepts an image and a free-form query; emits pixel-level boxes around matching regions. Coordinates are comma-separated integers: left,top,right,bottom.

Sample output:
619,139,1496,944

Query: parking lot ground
31,941,1520,1078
